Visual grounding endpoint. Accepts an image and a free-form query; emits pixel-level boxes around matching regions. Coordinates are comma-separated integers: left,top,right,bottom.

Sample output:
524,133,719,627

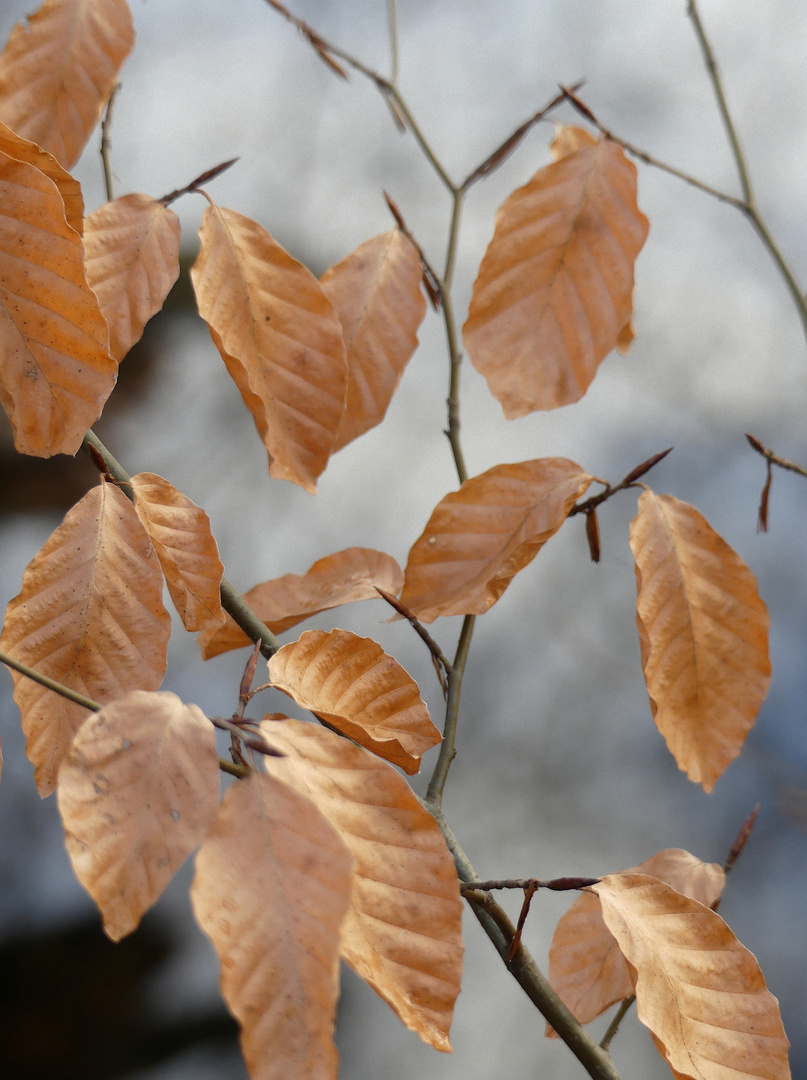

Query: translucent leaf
191,204,347,493
130,471,225,633
0,0,135,169
84,194,181,361
261,718,463,1051
0,481,171,796
320,230,426,451
629,491,771,792
400,458,592,622
0,151,116,456
199,547,403,659
191,771,353,1080
0,117,83,233
463,134,649,416
594,874,791,1080
268,629,440,774
57,690,219,941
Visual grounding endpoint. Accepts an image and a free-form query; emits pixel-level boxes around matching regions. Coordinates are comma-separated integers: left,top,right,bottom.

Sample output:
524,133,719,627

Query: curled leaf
0,118,84,233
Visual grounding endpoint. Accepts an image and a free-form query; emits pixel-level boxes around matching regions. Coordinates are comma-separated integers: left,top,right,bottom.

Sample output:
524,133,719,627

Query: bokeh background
1,1,806,1077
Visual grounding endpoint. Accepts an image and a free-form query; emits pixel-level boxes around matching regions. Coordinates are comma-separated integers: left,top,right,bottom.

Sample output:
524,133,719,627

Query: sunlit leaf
629,491,771,792
268,629,440,774
0,117,83,232
199,547,403,659
0,0,135,169
191,203,347,493
0,481,171,796
400,458,592,622
320,230,426,451
191,771,353,1080
84,194,181,361
463,134,648,416
262,718,463,1051
57,690,219,941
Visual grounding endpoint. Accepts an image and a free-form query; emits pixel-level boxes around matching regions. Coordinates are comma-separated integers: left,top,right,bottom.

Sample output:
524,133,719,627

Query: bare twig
508,881,538,961
159,158,239,207
569,447,673,518
100,82,120,202
461,876,600,893
426,614,475,804
746,433,807,531
599,995,636,1051
375,587,451,696
724,804,760,874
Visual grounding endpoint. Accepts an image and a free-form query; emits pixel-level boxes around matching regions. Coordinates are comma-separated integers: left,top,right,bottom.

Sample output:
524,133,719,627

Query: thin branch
386,0,398,86
375,587,451,696
100,82,120,202
599,995,635,1052
724,804,760,874
461,876,600,893
159,158,239,207
569,447,673,517
745,433,807,480
426,614,475,804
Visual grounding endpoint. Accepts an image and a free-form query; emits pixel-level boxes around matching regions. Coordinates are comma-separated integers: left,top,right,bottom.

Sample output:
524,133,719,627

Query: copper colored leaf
629,491,771,792
84,194,181,361
320,230,426,451
549,123,597,161
400,458,592,622
462,134,649,416
0,151,116,456
57,690,219,941
0,0,135,169
0,481,171,796
191,203,347,493
191,771,353,1080
199,547,403,659
262,718,463,1051
268,629,440,774
130,472,225,633
0,118,83,232
594,874,791,1080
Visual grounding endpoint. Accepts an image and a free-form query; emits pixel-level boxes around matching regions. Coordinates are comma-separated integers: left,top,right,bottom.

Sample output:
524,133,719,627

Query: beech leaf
463,133,649,416
0,481,171,796
191,771,353,1080
549,123,597,161
268,629,440,774
0,118,84,233
399,458,592,622
57,690,220,941
629,491,771,792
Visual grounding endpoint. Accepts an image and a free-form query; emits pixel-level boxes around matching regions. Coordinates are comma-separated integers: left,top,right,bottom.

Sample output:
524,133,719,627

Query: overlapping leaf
0,481,171,796
262,718,463,1051
0,118,83,232
320,229,426,451
629,491,771,792
191,203,347,493
268,629,440,774
191,771,353,1080
57,690,220,941
400,458,592,622
463,132,648,416
84,194,181,361
594,874,791,1080
0,0,135,169
199,547,403,659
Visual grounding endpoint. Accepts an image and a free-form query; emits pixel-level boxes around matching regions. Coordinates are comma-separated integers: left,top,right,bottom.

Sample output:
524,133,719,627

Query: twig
746,433,807,531
426,614,475,804
375,587,451,696
508,881,538,961
386,0,398,86
599,995,635,1052
724,804,760,874
159,158,239,207
569,447,673,517
100,82,120,202
461,876,600,893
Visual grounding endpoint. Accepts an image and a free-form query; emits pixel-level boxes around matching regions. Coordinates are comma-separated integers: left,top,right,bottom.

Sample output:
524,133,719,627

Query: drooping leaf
629,491,771,792
594,874,791,1080
262,718,463,1051
320,230,426,451
268,629,440,774
0,481,171,796
463,133,649,416
57,690,219,941
191,203,347,493
0,151,116,456
0,118,83,232
0,0,135,169
130,472,225,633
191,771,353,1080
400,458,592,622
84,194,181,361
199,547,403,659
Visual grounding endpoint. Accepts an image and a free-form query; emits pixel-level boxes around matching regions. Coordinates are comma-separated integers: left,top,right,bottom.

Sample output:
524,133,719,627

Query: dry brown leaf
262,717,463,1051
320,230,426,451
0,0,135,169
629,491,771,792
268,629,440,774
0,481,171,796
0,150,116,456
199,547,403,659
0,118,84,233
84,194,181,361
616,316,636,355
57,690,220,941
594,874,791,1080
463,134,649,416
130,472,225,633
549,123,597,161
399,458,592,622
191,203,347,493
191,771,353,1080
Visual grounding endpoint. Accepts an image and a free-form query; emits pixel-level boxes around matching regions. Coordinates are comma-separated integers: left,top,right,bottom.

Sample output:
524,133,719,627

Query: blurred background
0,0,805,1077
